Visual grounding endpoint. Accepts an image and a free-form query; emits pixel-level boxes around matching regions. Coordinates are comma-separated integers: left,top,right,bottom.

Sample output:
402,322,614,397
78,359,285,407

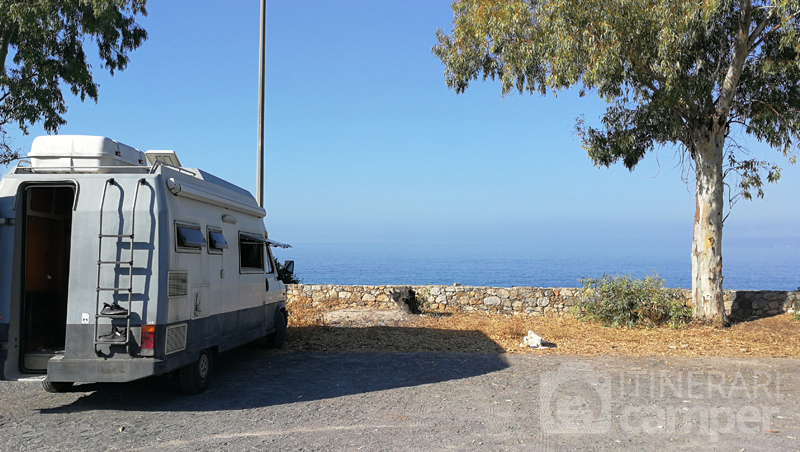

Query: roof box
28,136,146,172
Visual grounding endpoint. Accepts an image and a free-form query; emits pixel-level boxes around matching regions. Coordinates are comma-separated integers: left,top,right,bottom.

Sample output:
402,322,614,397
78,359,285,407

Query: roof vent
145,150,182,167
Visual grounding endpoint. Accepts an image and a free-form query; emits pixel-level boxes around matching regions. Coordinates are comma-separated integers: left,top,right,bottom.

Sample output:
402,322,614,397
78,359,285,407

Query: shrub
571,273,692,329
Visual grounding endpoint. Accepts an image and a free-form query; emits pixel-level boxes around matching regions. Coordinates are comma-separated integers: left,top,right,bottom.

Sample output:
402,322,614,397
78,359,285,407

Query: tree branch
749,10,800,52
748,8,777,49
717,0,753,117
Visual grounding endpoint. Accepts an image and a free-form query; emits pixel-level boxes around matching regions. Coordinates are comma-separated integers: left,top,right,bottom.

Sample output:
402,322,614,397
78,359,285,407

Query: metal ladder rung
96,314,130,319
98,234,134,238
94,338,128,345
98,260,133,265
97,287,133,292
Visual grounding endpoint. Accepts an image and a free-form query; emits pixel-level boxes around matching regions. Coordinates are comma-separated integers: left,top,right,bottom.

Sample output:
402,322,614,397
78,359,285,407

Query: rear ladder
93,178,146,356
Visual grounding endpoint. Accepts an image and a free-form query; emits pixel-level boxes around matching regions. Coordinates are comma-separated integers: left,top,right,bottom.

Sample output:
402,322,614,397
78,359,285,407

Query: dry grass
414,313,800,357
286,297,325,327
285,296,800,357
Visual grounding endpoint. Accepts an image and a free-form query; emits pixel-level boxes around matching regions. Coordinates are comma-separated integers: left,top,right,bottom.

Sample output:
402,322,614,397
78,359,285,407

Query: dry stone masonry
287,284,799,319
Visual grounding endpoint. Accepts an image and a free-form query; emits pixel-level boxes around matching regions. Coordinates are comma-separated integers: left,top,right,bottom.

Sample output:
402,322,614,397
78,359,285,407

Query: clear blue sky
4,0,798,250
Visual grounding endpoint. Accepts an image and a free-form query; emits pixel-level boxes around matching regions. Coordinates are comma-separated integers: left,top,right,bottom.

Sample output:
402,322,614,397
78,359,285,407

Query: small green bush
571,273,693,329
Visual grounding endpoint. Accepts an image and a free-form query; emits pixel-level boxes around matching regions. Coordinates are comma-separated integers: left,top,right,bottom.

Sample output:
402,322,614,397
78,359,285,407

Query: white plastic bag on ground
520,330,556,349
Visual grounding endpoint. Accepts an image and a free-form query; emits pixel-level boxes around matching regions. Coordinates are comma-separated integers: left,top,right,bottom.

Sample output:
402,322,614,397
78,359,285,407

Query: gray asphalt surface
1,347,798,451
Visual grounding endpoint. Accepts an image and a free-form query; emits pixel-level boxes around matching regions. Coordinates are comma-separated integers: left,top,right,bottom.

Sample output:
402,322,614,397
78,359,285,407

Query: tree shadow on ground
283,325,506,354
728,311,786,324
39,327,509,414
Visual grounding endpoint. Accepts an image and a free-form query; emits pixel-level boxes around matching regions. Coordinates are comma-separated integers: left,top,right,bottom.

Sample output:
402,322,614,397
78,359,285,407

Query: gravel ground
1,346,799,451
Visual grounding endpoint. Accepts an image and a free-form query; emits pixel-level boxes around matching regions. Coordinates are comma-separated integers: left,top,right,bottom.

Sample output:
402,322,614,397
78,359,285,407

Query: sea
272,242,799,291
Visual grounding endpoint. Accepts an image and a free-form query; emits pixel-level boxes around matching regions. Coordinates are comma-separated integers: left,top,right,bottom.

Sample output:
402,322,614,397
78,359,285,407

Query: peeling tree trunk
691,122,728,324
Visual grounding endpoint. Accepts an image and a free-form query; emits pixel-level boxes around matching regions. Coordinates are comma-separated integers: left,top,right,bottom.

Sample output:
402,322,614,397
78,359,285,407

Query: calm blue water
273,243,799,291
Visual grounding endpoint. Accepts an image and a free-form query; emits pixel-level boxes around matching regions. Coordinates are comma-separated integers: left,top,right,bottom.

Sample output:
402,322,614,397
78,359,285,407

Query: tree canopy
0,0,148,165
434,0,799,321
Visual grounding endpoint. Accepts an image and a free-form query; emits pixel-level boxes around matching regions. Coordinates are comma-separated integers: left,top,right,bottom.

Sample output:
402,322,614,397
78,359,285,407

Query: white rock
484,296,501,306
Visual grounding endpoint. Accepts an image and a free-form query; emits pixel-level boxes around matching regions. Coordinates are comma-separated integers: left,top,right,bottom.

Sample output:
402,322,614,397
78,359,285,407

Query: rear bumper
46,354,165,383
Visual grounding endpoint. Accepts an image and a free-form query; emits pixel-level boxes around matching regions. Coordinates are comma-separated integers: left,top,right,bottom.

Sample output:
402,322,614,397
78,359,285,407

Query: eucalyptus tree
0,0,148,165
434,0,800,323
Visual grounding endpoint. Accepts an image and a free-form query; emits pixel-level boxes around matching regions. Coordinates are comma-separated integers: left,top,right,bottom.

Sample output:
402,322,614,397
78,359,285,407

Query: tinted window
239,234,265,271
177,226,207,248
209,231,228,250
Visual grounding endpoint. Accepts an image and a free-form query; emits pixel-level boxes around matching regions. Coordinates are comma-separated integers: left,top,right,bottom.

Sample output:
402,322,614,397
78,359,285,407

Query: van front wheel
42,380,74,393
178,349,212,394
269,309,288,349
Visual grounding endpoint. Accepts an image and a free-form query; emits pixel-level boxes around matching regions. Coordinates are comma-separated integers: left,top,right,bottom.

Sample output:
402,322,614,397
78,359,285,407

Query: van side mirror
283,260,294,275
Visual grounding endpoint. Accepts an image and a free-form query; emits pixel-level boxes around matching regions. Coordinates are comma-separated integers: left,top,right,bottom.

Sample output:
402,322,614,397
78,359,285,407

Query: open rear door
20,186,74,372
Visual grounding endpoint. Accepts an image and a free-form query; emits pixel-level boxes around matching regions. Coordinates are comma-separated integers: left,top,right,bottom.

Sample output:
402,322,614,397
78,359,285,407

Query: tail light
141,324,155,356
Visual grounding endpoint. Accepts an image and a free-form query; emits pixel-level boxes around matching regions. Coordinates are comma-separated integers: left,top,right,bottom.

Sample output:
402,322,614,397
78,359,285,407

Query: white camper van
0,136,291,394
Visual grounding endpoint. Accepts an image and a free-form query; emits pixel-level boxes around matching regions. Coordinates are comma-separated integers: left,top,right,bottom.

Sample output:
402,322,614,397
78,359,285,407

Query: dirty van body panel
0,179,17,379
1,177,25,380
48,304,271,382
57,175,161,358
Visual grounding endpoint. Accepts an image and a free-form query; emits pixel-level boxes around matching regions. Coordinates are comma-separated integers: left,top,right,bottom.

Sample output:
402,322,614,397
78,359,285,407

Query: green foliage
433,0,799,200
572,274,693,329
0,0,148,164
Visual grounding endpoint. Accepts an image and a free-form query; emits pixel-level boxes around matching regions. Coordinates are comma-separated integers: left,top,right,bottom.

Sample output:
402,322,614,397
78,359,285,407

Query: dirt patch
322,309,411,326
286,299,800,357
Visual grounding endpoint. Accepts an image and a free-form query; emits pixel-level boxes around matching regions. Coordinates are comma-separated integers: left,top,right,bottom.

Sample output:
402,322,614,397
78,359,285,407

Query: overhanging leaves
0,0,148,164
433,0,800,189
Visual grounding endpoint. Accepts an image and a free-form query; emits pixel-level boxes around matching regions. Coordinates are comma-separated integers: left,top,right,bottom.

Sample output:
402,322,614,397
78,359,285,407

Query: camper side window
239,233,265,273
176,223,207,253
207,228,227,254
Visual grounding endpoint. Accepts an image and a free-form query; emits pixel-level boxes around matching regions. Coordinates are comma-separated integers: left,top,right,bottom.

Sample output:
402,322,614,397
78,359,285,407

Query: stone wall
727,290,799,318
286,284,799,320
287,285,418,313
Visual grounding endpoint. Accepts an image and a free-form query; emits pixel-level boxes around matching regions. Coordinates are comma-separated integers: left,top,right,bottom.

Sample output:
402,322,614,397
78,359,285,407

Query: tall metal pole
256,0,266,208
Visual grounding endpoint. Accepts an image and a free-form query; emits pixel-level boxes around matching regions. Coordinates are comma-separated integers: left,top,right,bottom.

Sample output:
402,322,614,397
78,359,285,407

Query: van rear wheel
178,349,212,395
42,380,74,393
